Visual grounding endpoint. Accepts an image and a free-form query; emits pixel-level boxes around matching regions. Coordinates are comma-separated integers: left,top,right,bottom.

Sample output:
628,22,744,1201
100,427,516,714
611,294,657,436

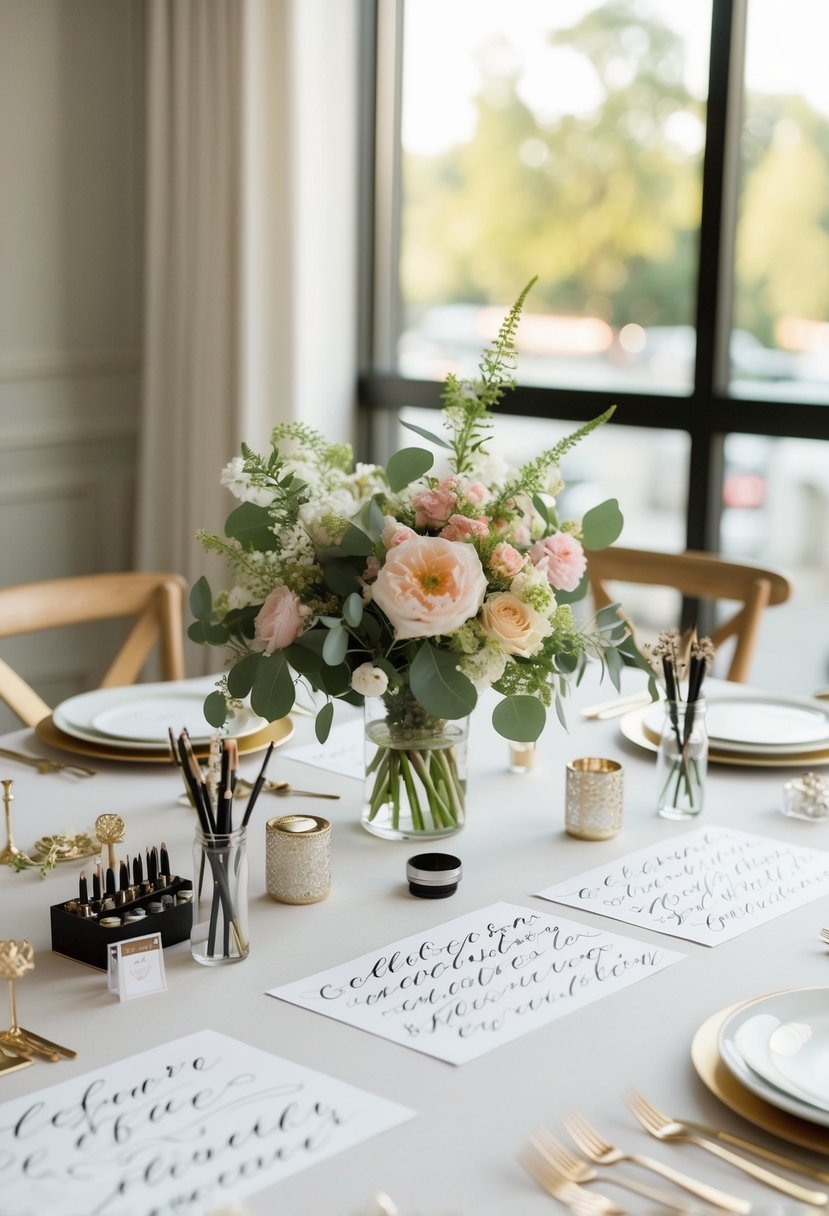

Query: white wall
0,0,144,729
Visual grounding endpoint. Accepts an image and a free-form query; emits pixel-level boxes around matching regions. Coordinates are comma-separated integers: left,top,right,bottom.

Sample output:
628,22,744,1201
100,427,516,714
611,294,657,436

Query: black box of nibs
50,879,194,971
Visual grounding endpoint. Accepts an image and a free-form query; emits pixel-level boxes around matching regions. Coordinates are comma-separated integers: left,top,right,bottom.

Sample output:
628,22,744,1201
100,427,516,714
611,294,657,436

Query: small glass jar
191,825,249,965
656,698,708,820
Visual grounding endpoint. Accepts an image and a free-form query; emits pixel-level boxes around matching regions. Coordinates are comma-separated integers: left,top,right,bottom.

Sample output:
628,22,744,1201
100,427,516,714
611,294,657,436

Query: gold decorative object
266,815,331,904
508,741,536,773
95,813,126,869
565,757,623,841
0,780,20,864
0,940,76,1064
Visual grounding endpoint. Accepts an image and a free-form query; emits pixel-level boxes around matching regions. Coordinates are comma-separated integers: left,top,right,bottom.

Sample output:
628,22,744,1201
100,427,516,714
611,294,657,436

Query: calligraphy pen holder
50,879,193,971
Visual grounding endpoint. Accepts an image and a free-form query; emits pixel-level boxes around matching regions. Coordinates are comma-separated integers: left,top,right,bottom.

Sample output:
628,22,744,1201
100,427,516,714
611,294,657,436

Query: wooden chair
587,546,792,682
0,572,187,726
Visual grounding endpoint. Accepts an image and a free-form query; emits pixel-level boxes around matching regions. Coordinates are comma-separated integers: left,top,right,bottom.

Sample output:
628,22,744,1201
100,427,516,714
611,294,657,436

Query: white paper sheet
268,901,684,1065
537,825,829,945
0,1029,413,1216
281,717,364,779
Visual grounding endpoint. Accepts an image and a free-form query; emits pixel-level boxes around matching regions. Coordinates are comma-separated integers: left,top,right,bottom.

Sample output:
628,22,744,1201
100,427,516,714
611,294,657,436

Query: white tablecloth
1,668,828,1215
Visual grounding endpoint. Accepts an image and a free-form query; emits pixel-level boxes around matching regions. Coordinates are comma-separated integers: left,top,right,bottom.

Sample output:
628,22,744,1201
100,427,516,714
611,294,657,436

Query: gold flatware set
233,776,340,801
522,1097,829,1212
0,745,95,778
0,941,76,1074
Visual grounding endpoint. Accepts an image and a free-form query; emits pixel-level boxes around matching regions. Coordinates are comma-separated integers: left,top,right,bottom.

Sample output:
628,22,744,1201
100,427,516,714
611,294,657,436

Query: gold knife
682,1119,829,1185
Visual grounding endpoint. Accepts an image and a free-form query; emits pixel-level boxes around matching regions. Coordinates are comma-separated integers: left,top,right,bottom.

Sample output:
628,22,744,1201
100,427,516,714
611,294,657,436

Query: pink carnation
252,585,311,654
490,541,525,579
530,533,588,593
439,514,490,542
412,477,457,529
463,481,489,506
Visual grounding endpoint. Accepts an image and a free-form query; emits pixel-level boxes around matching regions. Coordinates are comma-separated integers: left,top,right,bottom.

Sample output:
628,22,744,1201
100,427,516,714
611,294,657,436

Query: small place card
281,717,364,780
106,933,167,1000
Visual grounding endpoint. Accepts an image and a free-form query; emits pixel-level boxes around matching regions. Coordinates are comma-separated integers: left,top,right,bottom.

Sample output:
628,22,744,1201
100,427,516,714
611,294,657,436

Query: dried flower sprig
646,627,715,814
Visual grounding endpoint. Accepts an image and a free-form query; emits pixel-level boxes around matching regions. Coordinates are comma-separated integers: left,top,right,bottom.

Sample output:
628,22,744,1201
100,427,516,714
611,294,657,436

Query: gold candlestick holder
95,812,126,870
0,779,21,864
0,940,76,1064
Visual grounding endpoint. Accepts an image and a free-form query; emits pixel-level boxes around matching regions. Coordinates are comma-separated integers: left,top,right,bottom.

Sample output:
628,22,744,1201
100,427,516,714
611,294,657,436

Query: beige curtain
136,0,359,671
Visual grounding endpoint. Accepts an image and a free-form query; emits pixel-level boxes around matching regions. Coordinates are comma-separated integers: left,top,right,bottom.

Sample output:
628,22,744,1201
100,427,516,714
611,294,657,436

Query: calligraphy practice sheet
268,901,683,1065
0,1029,413,1216
537,825,829,945
281,716,364,779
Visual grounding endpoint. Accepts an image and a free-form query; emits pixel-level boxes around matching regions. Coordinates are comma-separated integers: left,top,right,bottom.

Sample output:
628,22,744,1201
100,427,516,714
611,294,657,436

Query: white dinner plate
54,683,265,750
620,705,829,768
640,695,829,758
718,988,829,1126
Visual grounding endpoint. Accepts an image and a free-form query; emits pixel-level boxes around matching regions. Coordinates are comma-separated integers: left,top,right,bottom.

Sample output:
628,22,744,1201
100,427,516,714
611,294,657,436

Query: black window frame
356,0,829,558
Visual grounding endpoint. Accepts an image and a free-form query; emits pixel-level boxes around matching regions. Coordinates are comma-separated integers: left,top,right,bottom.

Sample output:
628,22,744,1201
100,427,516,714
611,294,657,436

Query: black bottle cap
406,853,462,899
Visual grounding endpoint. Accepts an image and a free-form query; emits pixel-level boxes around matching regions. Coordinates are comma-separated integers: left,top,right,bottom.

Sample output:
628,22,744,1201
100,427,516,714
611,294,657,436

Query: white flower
227,585,258,610
466,448,509,485
220,457,275,506
544,466,565,498
460,644,508,691
351,662,389,697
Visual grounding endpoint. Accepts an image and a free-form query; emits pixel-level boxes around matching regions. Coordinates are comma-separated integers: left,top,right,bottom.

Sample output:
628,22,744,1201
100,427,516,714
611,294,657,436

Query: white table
1,668,828,1216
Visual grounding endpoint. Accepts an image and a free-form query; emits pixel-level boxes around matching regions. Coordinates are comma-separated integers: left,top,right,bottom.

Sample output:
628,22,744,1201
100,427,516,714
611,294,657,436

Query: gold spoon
233,777,340,801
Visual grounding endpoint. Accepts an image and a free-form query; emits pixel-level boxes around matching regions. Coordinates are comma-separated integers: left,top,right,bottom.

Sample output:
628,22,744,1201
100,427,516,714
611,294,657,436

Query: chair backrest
0,572,187,725
587,546,792,682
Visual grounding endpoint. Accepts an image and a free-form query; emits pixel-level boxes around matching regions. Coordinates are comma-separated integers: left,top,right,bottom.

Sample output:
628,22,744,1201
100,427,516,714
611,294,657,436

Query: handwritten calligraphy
537,826,829,945
269,902,683,1064
0,1031,412,1216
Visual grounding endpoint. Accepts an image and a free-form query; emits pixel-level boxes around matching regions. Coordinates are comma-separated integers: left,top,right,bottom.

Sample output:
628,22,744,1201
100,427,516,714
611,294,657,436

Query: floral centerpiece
191,278,636,838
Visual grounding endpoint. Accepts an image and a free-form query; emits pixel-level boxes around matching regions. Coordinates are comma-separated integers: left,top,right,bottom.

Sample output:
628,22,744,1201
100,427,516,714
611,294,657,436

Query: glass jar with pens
173,730,276,966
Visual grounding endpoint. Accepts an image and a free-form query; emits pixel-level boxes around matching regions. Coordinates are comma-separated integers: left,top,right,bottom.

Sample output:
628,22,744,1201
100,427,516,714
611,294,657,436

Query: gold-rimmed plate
35,714,294,764
691,995,829,1156
620,705,829,768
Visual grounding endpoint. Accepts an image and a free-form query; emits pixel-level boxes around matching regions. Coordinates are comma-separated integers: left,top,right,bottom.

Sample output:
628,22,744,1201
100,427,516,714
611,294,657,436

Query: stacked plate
621,692,829,767
719,989,829,1126
692,988,829,1154
35,680,293,763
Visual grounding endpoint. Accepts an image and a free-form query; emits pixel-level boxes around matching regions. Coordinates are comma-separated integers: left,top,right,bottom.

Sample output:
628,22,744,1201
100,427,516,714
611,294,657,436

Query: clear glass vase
656,697,708,820
362,692,468,841
191,825,249,964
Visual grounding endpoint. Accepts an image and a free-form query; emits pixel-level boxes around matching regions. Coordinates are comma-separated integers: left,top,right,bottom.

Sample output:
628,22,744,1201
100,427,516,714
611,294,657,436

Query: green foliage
581,499,624,550
492,694,546,742
251,653,295,720
409,642,478,719
387,447,435,492
491,408,616,513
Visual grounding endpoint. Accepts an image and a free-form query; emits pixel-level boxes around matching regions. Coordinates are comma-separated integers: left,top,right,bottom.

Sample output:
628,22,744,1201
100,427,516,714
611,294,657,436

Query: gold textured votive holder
265,815,331,905
565,757,623,840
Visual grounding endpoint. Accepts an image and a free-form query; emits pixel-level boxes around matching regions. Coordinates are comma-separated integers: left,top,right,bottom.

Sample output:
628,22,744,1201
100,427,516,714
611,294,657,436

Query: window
360,0,829,691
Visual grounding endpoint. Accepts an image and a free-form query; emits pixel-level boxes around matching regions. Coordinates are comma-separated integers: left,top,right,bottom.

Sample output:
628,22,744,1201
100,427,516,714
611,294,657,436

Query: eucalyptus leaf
401,420,452,450
224,502,277,551
205,623,230,646
227,652,262,699
321,557,364,597
189,576,212,621
595,603,624,631
343,592,363,627
386,447,434,493
409,642,477,719
320,663,351,697
187,620,208,644
314,701,334,744
582,498,624,551
338,524,375,557
251,653,295,721
322,624,348,666
554,694,569,731
285,640,324,676
531,494,550,528
203,691,228,729
491,695,546,742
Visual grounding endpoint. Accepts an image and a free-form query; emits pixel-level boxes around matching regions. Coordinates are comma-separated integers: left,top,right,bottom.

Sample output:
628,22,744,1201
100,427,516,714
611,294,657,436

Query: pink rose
411,477,457,529
382,516,417,549
439,514,490,542
530,533,588,593
490,541,525,580
371,535,488,639
252,586,311,654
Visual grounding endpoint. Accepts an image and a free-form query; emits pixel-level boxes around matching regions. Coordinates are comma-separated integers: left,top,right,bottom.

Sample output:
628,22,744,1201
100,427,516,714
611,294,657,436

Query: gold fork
534,1127,690,1212
819,928,829,947
0,746,95,778
626,1089,828,1206
562,1110,750,1213
519,1136,625,1214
